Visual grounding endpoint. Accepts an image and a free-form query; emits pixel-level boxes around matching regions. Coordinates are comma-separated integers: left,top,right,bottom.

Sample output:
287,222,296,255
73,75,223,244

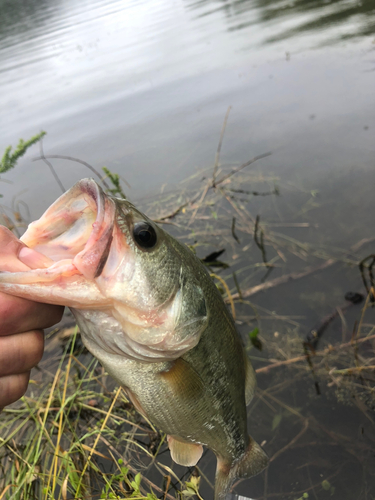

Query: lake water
1,0,375,498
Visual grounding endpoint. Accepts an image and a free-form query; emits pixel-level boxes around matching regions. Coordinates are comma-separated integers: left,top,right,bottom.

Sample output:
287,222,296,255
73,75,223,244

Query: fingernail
19,247,53,269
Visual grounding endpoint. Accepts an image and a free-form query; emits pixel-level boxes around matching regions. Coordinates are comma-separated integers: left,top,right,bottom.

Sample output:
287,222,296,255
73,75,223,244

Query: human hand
0,226,64,409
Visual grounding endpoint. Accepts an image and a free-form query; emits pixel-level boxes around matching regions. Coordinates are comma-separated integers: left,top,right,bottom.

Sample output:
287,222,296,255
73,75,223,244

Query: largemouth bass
0,179,268,498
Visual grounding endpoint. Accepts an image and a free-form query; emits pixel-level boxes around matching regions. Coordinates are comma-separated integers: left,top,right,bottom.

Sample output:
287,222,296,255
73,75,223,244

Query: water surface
1,0,375,498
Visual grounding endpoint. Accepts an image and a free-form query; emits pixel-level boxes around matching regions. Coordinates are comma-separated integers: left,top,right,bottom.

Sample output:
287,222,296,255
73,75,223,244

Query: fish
0,179,268,499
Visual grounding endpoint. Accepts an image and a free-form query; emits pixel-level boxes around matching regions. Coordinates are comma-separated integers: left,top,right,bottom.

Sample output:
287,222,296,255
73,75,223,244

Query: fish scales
0,179,268,499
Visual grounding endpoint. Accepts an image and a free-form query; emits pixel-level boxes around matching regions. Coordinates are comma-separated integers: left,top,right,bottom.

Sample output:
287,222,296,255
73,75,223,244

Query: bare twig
188,182,210,226
211,273,236,320
155,193,201,222
270,419,309,462
227,259,336,302
38,139,65,193
231,217,240,244
214,152,272,186
232,272,242,301
32,154,111,190
359,255,375,301
350,236,375,253
254,215,272,268
212,106,232,187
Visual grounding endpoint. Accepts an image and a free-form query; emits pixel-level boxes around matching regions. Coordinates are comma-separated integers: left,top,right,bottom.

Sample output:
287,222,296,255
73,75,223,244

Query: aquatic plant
0,132,46,178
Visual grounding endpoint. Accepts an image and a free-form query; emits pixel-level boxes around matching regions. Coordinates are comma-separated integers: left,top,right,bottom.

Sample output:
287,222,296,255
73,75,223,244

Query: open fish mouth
21,178,116,280
0,179,116,307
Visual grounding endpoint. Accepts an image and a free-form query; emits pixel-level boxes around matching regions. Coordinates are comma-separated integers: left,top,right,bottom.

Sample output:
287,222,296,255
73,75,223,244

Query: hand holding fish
0,227,63,409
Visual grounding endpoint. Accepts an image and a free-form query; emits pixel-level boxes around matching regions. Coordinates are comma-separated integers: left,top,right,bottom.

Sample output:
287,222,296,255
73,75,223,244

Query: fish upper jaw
21,178,117,281
0,179,118,307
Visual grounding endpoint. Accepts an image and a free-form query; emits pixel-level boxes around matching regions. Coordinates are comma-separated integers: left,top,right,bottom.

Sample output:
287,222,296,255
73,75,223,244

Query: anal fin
167,435,203,467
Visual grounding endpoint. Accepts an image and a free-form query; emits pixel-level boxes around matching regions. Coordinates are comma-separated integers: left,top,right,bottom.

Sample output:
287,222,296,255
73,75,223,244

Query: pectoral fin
167,435,203,466
159,357,204,400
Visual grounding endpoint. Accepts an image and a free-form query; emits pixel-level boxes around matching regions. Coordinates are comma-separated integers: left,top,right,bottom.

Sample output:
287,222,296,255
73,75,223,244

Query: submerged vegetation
0,128,375,499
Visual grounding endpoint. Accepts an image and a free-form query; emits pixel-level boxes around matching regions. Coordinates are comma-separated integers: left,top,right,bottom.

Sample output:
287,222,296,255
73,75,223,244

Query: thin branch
215,152,272,186
188,182,210,226
231,217,240,244
154,193,201,222
211,273,236,320
254,215,272,268
38,139,65,193
32,154,110,190
212,105,231,187
227,258,336,302
270,419,309,462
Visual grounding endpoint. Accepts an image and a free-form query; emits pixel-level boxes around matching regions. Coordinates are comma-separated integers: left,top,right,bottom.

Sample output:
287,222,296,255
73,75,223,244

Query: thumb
18,247,53,270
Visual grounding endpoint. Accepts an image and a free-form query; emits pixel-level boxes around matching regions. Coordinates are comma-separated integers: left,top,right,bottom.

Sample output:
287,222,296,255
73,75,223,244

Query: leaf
130,481,138,491
321,479,331,490
134,473,141,487
181,490,196,498
272,413,283,431
249,327,263,350
189,476,200,488
249,327,259,339
185,482,196,491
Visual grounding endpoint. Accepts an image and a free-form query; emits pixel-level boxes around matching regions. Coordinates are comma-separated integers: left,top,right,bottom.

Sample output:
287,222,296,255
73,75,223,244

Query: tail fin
215,436,268,500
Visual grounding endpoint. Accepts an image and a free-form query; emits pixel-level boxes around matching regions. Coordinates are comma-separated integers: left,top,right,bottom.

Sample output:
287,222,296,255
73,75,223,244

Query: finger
0,226,30,271
0,330,44,377
18,246,53,269
0,226,52,272
0,293,64,336
0,372,30,408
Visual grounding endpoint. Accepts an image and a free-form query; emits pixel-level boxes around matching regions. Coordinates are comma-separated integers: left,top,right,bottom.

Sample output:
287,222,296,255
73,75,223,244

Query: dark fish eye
133,222,157,249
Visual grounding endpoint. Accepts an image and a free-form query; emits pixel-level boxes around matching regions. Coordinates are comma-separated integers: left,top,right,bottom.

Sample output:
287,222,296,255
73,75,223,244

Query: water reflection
0,0,58,45
186,0,375,45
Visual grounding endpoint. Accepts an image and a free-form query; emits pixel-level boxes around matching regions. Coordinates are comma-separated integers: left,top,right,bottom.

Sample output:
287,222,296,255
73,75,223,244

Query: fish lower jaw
72,308,196,364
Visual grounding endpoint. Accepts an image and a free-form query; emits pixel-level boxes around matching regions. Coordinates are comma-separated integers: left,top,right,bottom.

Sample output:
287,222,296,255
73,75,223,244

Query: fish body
0,179,268,498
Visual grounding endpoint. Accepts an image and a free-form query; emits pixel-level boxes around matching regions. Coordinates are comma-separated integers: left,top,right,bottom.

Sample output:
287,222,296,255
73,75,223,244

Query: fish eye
133,222,157,249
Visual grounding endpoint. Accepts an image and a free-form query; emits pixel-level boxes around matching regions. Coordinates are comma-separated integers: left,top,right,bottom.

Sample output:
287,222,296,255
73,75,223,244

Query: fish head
0,179,208,361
